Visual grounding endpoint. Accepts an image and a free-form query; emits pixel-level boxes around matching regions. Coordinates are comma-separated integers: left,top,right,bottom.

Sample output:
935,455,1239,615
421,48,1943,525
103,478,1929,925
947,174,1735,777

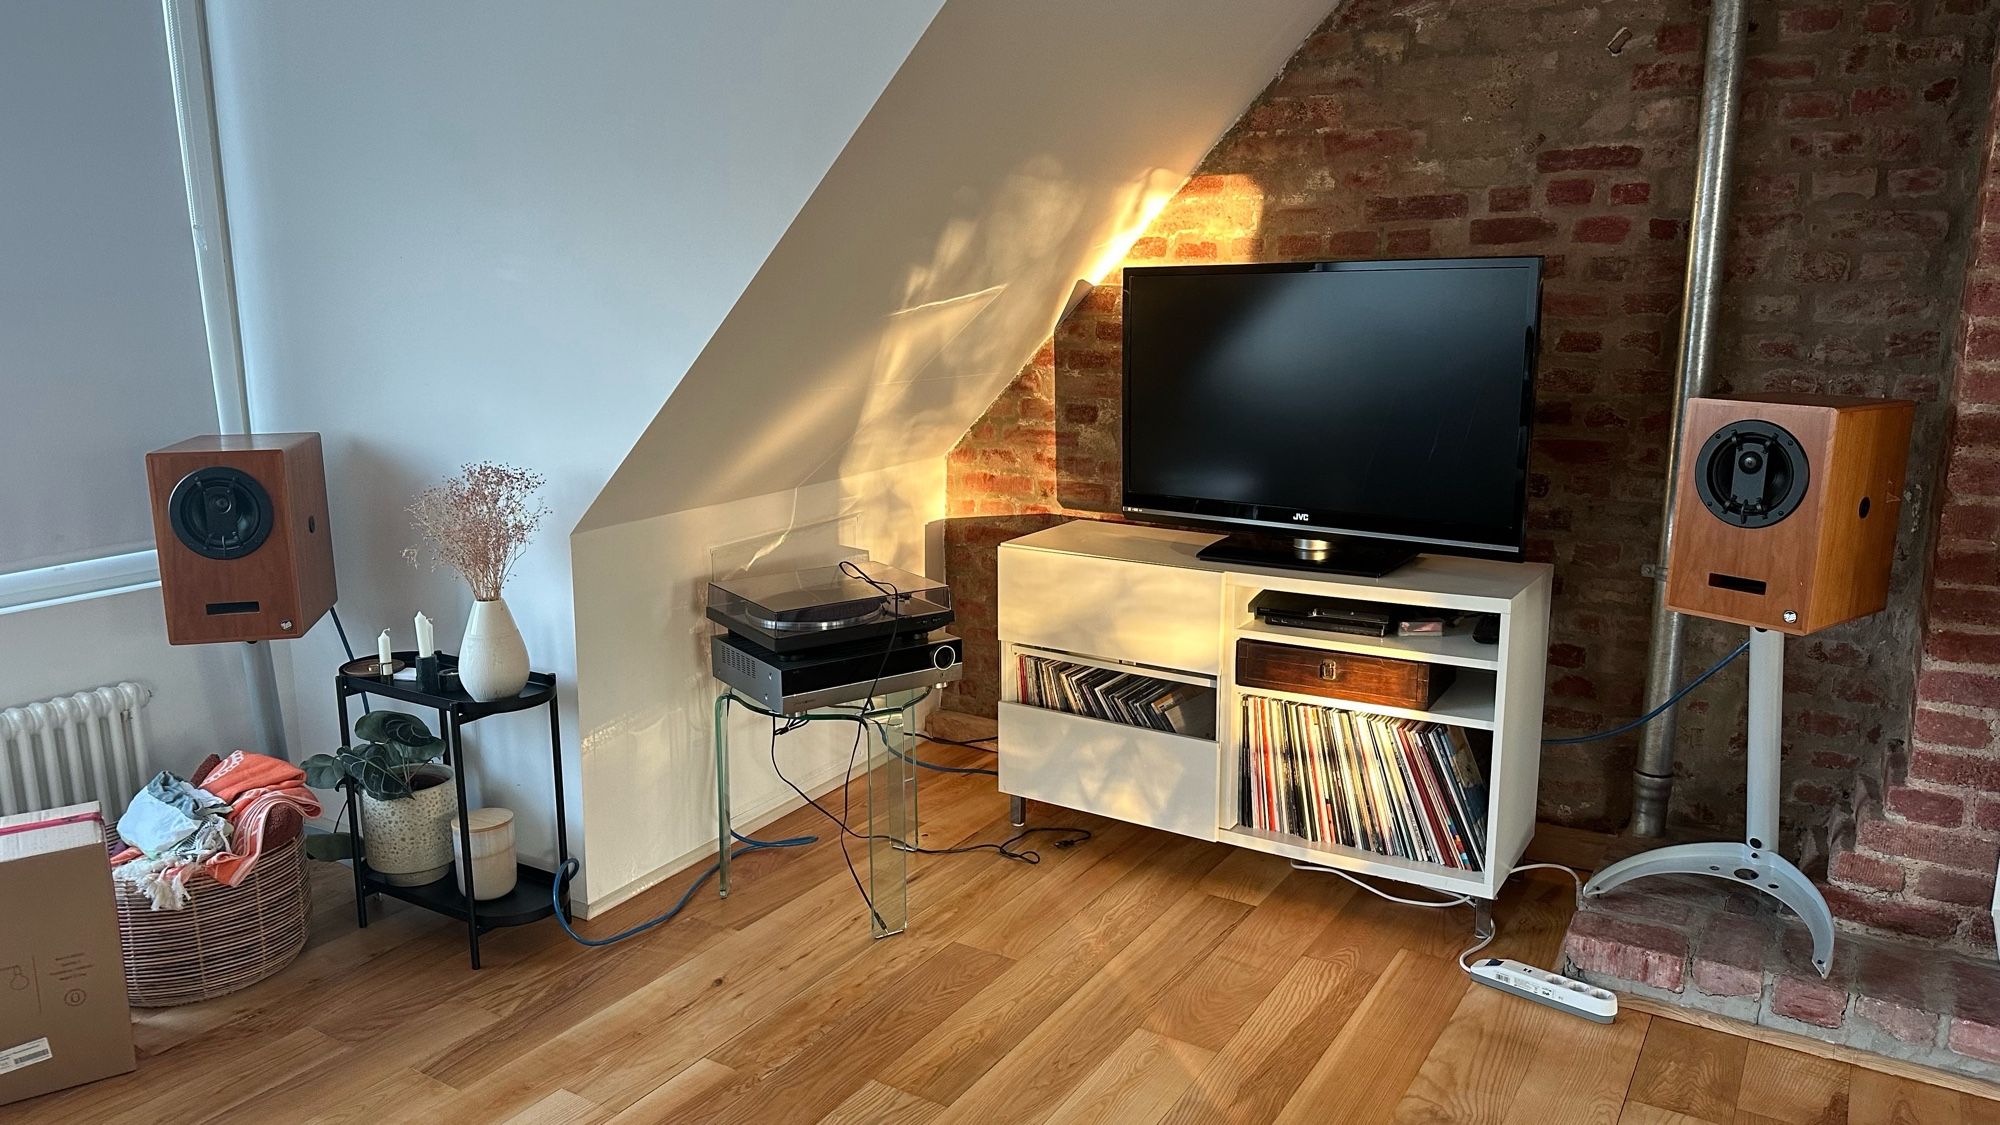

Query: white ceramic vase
459,596,530,701
359,765,456,886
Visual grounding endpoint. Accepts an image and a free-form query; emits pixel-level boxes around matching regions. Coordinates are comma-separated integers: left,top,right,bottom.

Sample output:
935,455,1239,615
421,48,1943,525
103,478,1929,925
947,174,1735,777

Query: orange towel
109,751,321,892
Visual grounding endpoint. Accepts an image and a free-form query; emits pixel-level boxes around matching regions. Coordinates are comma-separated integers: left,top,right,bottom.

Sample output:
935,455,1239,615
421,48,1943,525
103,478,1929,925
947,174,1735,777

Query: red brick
1832,851,1907,893
1862,2,1913,31
1912,704,1992,748
1536,145,1643,172
1487,185,1531,213
1912,865,1993,907
1856,817,1998,872
1690,914,1768,998
1826,884,1966,939
1610,182,1651,205
1573,216,1633,244
1852,85,1913,116
1886,785,1966,826
1773,974,1848,1028
1385,228,1432,255
1328,230,1379,256
1855,997,1937,1044
1562,911,1687,992
1470,216,1558,245
1927,630,2000,666
1544,177,1594,206
1909,750,2000,791
1364,193,1467,222
1917,668,2000,709
1780,92,1843,120
1950,1018,2000,1064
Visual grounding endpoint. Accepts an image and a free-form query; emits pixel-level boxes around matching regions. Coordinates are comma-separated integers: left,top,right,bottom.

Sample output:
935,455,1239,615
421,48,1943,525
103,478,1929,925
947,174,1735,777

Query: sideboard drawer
999,546,1221,674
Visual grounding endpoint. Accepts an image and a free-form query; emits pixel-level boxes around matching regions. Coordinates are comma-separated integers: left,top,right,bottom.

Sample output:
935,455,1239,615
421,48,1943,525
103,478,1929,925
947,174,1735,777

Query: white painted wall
583,0,1336,529
0,590,259,782
567,0,1332,911
570,459,943,912
203,0,944,866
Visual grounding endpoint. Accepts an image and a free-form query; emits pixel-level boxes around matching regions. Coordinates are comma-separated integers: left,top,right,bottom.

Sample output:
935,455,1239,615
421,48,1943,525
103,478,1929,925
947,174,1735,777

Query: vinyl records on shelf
1016,653,1215,740
1238,694,1488,871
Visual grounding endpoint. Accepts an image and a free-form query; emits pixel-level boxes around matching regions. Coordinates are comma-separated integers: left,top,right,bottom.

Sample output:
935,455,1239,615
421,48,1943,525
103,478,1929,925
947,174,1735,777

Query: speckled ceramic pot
359,765,455,886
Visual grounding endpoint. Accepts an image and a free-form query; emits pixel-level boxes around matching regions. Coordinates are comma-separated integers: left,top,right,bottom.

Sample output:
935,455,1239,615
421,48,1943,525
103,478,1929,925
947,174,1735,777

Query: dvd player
711,630,962,714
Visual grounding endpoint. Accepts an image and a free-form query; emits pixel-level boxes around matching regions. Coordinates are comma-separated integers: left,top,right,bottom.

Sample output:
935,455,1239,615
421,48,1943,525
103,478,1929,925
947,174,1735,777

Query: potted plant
406,462,548,701
303,711,456,886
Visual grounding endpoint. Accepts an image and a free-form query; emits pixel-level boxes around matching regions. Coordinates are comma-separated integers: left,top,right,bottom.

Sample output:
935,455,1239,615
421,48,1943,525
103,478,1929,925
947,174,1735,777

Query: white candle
378,629,392,669
415,611,434,658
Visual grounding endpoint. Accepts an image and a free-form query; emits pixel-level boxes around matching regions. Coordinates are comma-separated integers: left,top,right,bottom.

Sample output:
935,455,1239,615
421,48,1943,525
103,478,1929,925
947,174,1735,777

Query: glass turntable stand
712,687,922,938
336,651,568,969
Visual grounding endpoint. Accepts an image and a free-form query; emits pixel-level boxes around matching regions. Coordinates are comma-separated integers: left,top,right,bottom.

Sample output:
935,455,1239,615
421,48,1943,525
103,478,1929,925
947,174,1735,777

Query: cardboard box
0,802,135,1107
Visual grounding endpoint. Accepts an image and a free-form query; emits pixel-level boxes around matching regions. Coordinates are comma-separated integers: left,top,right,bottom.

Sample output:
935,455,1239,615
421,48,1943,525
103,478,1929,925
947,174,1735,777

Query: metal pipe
164,0,289,759
1630,0,1749,837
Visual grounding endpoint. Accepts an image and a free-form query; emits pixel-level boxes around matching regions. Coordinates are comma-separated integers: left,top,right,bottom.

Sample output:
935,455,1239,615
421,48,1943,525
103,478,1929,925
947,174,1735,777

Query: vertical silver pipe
1631,0,1749,837
164,0,289,759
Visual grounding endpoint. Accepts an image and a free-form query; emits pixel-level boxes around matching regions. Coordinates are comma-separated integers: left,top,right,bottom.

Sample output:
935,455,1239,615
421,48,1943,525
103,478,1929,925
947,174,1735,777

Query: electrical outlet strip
1467,958,1617,1023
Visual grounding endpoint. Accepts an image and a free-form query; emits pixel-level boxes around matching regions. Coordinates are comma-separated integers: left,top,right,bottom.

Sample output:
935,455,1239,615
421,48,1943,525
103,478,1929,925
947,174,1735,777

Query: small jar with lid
449,807,517,900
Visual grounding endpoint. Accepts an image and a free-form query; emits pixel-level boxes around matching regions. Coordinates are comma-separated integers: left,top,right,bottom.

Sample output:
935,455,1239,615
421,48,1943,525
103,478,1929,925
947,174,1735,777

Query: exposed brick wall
945,0,2000,856
1828,56,2000,952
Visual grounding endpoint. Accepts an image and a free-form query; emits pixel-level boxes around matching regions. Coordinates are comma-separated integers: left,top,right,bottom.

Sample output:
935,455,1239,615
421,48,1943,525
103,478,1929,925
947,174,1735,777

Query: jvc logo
1292,512,1311,521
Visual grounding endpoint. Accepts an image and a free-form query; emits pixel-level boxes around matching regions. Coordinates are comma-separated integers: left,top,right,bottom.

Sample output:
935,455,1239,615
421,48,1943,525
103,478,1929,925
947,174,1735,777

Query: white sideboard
996,519,1552,901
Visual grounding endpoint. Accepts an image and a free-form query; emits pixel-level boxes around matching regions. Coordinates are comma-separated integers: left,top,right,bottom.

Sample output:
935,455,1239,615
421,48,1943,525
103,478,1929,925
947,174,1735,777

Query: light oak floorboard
6,747,1991,1125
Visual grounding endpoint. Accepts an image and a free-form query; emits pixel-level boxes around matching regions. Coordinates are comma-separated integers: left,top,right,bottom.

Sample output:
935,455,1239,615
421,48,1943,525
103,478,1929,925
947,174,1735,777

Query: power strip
1467,958,1617,1023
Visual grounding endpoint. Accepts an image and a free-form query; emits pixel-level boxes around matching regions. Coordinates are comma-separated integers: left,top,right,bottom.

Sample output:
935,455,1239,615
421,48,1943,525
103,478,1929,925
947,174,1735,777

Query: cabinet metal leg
1009,795,1026,828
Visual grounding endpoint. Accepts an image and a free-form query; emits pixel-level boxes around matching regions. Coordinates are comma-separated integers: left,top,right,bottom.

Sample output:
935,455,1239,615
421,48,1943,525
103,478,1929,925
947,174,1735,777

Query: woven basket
109,825,312,1008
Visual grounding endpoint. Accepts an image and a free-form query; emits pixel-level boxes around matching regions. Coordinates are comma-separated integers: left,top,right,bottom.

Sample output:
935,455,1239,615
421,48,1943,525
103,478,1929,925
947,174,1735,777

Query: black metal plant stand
335,650,568,969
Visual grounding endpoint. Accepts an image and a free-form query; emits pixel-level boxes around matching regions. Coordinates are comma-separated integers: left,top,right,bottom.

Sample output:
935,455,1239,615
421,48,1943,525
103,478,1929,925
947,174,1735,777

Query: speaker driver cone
168,466,274,560
1694,420,1809,529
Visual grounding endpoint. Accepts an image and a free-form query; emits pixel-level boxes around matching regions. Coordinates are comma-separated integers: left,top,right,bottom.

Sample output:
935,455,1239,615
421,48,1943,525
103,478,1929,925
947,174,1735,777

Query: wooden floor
18,742,2000,1124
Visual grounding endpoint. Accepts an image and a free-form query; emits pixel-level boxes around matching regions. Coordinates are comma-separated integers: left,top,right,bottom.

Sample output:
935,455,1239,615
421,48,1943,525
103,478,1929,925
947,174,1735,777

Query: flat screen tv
1121,257,1542,575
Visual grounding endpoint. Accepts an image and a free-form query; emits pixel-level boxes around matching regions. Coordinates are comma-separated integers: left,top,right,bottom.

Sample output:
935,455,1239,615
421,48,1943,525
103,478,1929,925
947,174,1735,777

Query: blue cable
550,829,815,948
1542,639,1750,745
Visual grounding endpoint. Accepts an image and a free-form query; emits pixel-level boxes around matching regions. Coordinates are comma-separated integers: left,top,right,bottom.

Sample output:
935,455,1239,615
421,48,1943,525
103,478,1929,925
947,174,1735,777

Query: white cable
1510,861,1586,908
1289,860,1471,908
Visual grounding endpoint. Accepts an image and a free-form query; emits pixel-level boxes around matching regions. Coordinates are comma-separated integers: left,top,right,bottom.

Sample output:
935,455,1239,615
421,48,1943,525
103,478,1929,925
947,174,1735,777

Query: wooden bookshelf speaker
1664,394,1913,636
145,433,336,645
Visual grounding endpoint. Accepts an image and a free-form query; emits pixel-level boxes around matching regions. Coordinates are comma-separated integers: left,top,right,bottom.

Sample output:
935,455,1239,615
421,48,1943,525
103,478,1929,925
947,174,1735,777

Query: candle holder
339,657,404,679
417,654,443,693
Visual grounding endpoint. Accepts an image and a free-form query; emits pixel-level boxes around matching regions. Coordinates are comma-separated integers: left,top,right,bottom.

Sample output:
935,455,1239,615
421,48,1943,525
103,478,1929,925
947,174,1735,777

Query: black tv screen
1121,258,1541,556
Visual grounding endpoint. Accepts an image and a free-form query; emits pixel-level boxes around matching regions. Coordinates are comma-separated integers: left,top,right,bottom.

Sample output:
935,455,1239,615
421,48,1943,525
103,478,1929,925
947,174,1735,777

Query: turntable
706,560,954,653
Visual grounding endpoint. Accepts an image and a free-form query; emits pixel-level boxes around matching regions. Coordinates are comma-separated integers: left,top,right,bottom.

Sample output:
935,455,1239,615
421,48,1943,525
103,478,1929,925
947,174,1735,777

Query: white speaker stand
1582,627,1834,977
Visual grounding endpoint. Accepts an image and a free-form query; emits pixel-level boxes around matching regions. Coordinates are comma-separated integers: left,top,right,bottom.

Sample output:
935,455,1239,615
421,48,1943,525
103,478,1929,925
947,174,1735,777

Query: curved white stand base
1584,628,1835,979
1583,841,1834,977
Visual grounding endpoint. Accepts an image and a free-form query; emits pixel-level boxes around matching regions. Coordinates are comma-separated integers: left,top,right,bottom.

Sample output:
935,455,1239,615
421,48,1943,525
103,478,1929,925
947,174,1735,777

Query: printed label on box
0,1038,51,1076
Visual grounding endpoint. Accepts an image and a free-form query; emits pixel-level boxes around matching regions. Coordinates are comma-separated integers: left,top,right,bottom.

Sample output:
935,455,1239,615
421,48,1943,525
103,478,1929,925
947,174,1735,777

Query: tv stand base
1196,532,1416,577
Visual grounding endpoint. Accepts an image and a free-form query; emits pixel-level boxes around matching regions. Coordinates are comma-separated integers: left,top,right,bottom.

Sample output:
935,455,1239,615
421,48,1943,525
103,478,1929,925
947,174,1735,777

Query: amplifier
710,631,962,714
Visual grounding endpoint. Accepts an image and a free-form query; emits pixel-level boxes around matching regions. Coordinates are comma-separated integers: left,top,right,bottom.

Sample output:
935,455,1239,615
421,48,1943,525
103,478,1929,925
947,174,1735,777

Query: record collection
1017,653,1215,739
1238,695,1488,871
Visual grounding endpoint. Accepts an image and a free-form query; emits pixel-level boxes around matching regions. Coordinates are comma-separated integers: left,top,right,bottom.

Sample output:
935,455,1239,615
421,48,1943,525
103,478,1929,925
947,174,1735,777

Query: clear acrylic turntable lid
708,560,950,631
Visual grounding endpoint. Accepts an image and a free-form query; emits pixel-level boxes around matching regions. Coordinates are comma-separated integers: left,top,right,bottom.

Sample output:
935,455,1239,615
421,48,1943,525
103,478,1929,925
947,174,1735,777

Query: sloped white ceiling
580,0,1337,531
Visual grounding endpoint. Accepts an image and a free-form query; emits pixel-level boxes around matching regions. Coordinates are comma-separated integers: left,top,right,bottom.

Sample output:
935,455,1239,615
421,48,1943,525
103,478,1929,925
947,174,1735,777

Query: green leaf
355,709,436,747
301,753,348,790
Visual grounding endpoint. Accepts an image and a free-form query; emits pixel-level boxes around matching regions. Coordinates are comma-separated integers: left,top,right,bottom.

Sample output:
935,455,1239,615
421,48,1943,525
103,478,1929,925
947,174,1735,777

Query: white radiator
0,682,151,819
